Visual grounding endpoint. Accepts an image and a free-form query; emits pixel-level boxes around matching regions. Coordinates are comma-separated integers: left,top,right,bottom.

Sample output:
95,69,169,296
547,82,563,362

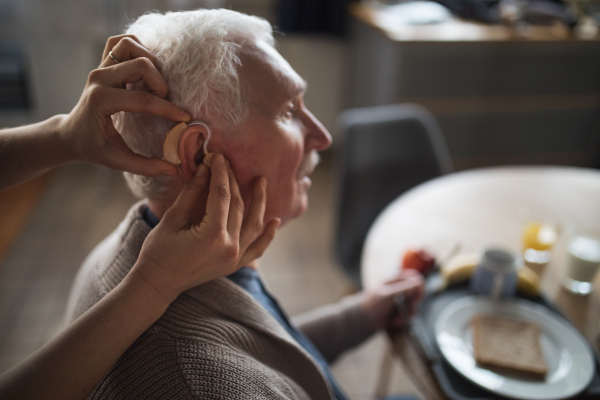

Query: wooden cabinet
347,4,600,169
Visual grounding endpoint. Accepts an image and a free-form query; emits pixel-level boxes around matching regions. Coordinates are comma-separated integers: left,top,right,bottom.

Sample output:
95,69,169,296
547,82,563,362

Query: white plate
434,296,595,400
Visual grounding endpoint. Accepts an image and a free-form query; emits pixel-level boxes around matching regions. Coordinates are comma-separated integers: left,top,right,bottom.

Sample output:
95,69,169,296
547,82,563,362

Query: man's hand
132,154,280,303
362,269,425,330
59,34,190,176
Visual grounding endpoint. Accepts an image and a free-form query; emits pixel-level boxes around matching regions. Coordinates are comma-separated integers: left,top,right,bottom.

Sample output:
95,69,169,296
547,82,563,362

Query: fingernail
181,112,192,122
260,177,267,189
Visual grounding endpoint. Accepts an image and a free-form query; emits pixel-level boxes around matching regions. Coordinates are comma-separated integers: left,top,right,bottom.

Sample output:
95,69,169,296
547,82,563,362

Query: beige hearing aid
163,121,214,167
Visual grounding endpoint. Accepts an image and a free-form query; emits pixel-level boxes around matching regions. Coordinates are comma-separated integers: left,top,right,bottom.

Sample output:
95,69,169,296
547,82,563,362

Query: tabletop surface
362,165,600,346
351,2,600,42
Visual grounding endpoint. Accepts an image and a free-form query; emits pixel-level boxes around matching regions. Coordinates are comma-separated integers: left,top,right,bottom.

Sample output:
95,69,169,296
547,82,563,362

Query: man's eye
284,103,295,118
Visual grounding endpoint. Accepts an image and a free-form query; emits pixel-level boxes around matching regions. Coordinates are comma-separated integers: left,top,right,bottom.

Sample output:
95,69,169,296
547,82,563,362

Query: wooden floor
0,159,419,399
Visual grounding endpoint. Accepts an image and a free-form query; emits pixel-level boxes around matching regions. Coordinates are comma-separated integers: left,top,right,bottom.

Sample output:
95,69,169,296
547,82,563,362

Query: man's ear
178,124,209,179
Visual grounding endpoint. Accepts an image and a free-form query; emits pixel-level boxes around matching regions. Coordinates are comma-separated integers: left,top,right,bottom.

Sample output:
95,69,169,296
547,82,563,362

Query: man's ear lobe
179,124,208,179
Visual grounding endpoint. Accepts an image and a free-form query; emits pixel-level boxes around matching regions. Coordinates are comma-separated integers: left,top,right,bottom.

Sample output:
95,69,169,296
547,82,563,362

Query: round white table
361,166,600,399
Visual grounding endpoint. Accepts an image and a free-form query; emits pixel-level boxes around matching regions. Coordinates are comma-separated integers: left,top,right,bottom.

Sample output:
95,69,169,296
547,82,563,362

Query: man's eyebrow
299,78,307,91
293,78,307,98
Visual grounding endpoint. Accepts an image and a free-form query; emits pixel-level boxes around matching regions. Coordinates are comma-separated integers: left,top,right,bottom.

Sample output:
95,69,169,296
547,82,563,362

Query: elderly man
66,8,423,400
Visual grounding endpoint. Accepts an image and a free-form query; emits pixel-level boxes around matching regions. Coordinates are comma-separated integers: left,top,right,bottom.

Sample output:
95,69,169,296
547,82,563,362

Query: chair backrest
334,103,453,287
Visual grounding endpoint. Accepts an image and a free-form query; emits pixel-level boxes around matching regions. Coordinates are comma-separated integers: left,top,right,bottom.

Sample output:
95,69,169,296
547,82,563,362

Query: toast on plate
471,314,548,379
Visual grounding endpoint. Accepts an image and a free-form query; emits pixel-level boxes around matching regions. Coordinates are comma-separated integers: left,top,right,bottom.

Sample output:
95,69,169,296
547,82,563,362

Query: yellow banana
517,266,541,297
440,253,479,284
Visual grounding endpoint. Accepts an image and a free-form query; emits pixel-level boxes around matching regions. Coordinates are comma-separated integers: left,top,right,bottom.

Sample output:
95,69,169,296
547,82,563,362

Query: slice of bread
471,314,548,379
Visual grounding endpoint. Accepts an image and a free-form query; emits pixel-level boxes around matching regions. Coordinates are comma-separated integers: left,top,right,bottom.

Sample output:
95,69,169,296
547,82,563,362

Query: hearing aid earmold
163,121,214,167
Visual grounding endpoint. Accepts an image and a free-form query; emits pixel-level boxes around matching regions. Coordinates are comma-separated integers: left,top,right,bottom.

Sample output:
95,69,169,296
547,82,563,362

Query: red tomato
402,248,436,274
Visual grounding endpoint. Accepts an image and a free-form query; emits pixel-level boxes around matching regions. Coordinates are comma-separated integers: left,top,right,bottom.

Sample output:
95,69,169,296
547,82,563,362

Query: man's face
216,42,332,226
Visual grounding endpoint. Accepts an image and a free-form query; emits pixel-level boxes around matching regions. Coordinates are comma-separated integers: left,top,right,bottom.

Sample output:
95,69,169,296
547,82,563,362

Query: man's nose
304,109,332,151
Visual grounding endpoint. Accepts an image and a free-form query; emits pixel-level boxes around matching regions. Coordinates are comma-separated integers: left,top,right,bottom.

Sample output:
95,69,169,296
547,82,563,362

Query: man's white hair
115,9,274,199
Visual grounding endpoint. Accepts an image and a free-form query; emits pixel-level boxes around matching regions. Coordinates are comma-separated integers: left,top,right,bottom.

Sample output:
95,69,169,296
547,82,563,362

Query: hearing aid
163,120,214,166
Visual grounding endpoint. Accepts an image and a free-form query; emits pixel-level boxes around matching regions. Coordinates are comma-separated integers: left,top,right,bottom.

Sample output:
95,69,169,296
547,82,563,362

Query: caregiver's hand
0,35,190,191
59,34,190,177
133,153,280,303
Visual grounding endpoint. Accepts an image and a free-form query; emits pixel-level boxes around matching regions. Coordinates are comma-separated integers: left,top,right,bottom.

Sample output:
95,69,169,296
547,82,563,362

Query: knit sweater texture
64,201,375,399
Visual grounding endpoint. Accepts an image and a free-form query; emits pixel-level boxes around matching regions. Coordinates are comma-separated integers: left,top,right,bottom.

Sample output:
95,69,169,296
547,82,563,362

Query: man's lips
297,151,319,179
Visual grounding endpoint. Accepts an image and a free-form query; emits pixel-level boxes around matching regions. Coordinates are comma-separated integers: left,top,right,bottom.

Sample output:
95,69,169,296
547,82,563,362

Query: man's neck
245,260,259,270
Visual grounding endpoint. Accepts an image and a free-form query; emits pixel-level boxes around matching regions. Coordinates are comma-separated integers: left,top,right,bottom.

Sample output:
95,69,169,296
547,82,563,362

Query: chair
334,103,453,288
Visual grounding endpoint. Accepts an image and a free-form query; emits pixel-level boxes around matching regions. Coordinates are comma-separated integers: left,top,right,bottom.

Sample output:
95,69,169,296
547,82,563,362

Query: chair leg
374,340,394,400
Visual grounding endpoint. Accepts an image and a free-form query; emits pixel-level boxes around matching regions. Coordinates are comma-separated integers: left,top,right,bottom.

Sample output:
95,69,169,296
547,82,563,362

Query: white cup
470,248,521,299
563,228,600,296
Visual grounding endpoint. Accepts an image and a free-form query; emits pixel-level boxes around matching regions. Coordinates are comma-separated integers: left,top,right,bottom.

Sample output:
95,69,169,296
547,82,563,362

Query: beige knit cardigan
65,201,375,400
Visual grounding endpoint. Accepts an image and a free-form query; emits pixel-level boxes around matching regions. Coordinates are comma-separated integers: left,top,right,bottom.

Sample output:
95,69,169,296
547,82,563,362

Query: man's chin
293,196,309,220
277,197,308,227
